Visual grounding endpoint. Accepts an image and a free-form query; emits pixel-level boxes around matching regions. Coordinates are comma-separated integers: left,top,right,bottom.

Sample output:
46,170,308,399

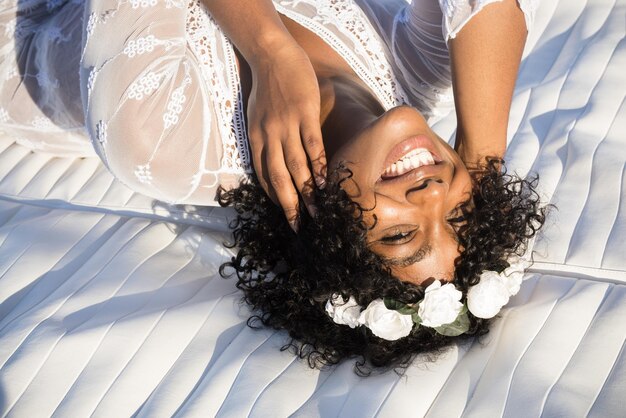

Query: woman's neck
318,74,384,159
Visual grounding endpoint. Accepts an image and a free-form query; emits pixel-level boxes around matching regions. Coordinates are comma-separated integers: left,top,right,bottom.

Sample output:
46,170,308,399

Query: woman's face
328,106,472,286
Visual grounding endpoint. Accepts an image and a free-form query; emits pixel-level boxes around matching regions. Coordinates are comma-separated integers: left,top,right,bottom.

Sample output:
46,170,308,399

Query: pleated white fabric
0,204,624,417
0,0,625,416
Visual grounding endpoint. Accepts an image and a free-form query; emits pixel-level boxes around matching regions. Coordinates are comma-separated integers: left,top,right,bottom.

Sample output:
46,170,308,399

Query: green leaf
383,298,400,310
384,298,415,315
383,298,405,310
459,304,468,315
396,306,416,315
411,312,422,325
434,311,470,337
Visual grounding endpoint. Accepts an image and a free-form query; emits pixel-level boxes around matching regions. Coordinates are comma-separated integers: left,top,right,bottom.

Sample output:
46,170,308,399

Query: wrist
243,30,299,67
455,135,505,169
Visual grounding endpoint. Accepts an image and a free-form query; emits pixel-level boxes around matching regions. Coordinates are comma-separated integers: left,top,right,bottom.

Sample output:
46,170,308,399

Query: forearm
448,0,527,167
200,0,294,66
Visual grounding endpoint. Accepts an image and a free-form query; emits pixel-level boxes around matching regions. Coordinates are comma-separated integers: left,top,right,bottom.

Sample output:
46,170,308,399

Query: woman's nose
405,178,449,208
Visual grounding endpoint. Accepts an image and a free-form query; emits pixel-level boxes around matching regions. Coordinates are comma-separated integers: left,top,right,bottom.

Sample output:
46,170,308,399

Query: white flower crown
325,256,531,341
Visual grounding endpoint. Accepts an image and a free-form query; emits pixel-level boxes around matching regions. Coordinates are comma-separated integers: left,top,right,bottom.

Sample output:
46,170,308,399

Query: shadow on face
328,106,473,286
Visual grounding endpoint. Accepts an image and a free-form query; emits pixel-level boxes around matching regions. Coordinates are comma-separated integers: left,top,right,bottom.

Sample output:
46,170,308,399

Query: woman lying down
0,0,547,373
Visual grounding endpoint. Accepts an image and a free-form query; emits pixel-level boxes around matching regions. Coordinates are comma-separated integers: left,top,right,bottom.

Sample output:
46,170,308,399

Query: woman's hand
247,42,327,231
197,0,326,231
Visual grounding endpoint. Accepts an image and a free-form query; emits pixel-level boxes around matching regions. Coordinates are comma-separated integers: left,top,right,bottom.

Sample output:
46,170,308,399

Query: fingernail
316,176,326,190
289,218,300,233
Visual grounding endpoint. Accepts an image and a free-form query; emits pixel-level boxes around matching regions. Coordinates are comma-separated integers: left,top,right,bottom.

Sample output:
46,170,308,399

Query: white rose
501,267,525,296
506,255,531,271
467,271,510,319
325,294,362,328
417,280,464,328
358,299,414,341
502,256,530,296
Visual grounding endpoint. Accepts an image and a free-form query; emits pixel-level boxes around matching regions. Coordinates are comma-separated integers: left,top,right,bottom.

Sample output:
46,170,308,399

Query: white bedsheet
1,0,625,416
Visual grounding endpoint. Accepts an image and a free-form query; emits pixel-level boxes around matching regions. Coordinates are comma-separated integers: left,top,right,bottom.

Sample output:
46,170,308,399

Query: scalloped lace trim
184,0,415,174
186,0,251,173
275,0,410,110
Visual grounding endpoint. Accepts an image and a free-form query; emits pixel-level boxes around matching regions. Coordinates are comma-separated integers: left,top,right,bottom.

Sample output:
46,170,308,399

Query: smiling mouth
380,148,440,180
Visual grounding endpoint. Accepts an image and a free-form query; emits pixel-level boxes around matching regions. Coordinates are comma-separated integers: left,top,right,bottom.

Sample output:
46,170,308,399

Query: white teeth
382,148,436,177
419,153,429,166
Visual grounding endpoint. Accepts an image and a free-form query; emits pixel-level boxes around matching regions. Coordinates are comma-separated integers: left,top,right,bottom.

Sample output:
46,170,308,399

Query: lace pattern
0,108,10,124
127,72,164,101
93,119,108,165
275,0,410,110
1,0,540,205
163,62,192,129
186,0,251,173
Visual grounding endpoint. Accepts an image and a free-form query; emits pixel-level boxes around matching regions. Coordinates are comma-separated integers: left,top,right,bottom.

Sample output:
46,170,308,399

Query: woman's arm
201,0,327,230
447,0,528,168
200,0,291,64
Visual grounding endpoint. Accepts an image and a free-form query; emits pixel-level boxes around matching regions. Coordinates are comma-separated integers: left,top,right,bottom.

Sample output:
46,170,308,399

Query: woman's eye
381,229,416,243
447,207,465,223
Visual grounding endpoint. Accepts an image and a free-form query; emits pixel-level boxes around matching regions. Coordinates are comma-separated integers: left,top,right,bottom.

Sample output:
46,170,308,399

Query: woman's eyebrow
387,243,432,267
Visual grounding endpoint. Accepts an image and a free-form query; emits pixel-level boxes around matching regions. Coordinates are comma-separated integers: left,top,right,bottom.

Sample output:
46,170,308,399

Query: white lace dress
0,0,537,205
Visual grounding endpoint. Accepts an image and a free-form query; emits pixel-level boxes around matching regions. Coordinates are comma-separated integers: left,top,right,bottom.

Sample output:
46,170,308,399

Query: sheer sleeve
438,0,538,42
388,0,537,118
80,0,245,206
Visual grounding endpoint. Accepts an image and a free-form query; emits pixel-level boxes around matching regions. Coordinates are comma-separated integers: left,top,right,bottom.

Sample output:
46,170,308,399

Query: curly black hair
217,158,547,375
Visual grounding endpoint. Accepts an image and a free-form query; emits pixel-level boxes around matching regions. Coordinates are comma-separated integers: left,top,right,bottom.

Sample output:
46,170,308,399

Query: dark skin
320,80,472,283
203,0,526,285
235,22,471,284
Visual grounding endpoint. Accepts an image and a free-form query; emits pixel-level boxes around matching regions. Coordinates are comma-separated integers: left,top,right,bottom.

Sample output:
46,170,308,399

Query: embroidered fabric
274,0,411,110
0,0,536,206
79,0,247,204
185,0,250,173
